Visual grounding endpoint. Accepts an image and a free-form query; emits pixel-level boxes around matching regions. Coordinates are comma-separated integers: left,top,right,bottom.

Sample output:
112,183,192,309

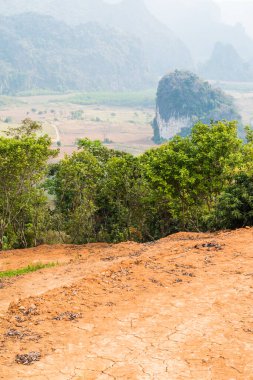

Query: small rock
6,329,22,338
15,352,41,365
15,316,25,323
53,311,82,321
195,242,222,251
182,272,195,277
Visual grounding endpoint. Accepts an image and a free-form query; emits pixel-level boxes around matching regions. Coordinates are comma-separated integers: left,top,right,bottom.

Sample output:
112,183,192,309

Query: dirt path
0,230,253,379
51,123,60,143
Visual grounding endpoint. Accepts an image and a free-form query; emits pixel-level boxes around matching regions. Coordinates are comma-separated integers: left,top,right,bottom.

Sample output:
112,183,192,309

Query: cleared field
1,87,253,157
56,89,156,108
0,92,155,156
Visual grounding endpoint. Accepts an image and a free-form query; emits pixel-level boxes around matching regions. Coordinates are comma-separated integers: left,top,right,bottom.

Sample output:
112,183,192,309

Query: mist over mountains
200,42,253,82
0,13,154,93
0,0,253,94
144,0,253,62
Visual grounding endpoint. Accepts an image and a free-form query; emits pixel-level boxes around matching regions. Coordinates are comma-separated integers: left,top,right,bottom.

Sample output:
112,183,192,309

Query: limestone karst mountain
152,70,240,142
200,42,253,82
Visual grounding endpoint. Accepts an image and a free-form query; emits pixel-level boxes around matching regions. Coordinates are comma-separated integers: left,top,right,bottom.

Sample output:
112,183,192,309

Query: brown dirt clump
0,229,253,379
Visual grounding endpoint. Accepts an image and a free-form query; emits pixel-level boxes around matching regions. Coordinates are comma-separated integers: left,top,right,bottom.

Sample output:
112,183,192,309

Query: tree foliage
0,119,57,249
144,120,245,230
1,119,253,250
210,173,253,229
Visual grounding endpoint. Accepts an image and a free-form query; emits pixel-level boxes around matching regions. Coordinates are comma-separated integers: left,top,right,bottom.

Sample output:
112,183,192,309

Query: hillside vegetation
0,14,153,94
1,0,253,94
1,119,253,250
0,1,192,94
1,0,253,93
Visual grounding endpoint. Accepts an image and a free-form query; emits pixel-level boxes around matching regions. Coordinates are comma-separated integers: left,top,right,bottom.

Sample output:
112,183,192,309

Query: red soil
0,229,253,379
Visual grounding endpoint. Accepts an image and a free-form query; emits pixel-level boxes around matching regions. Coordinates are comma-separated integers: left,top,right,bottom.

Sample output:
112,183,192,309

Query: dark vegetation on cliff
152,71,241,142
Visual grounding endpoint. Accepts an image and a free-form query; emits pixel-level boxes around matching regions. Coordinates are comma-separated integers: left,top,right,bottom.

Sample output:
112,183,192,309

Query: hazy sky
217,0,253,37
107,0,253,38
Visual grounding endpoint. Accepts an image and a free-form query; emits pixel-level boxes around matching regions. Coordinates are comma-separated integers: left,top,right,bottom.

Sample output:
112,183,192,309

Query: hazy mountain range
0,0,252,94
0,13,154,93
144,0,253,62
200,42,253,82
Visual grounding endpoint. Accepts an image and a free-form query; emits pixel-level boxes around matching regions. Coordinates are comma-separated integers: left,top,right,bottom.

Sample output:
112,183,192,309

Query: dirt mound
0,229,253,379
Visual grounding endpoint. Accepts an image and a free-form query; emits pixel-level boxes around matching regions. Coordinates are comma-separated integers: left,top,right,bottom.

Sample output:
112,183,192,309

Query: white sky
107,0,253,38
216,0,253,37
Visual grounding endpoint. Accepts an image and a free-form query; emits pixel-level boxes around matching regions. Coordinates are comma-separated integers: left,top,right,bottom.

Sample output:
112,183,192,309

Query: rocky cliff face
155,112,191,141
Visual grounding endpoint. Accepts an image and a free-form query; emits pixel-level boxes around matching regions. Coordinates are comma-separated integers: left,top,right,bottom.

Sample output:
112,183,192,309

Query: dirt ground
0,229,253,379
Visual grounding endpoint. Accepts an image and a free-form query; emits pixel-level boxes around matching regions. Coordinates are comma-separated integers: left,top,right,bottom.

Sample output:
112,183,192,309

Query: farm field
0,87,253,158
0,91,156,157
0,228,253,379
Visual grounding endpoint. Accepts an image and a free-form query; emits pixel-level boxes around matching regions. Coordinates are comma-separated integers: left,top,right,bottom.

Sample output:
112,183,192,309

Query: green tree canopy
0,119,57,249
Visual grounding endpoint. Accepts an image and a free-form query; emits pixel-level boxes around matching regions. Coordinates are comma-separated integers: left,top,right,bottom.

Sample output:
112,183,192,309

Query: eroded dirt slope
0,229,253,379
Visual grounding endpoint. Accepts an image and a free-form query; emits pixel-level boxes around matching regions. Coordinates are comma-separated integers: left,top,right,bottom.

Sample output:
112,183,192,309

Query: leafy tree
97,155,150,242
51,149,101,244
77,138,126,163
51,140,151,243
210,173,253,229
143,120,244,230
3,120,253,250
0,119,57,249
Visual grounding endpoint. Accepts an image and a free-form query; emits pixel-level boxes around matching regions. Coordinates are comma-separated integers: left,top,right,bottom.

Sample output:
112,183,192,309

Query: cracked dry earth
0,229,253,379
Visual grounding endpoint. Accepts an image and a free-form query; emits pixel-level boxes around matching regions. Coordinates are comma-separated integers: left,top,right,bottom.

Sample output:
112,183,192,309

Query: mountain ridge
0,0,193,94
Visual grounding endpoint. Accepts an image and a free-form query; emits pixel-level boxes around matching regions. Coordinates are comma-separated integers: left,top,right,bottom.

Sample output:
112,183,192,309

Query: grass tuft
0,262,58,279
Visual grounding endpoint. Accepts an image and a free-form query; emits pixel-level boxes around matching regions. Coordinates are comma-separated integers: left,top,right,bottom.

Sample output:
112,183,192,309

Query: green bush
209,173,253,229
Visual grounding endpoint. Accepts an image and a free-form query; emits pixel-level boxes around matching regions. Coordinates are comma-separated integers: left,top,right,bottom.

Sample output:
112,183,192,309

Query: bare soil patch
0,229,253,379
0,95,155,157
